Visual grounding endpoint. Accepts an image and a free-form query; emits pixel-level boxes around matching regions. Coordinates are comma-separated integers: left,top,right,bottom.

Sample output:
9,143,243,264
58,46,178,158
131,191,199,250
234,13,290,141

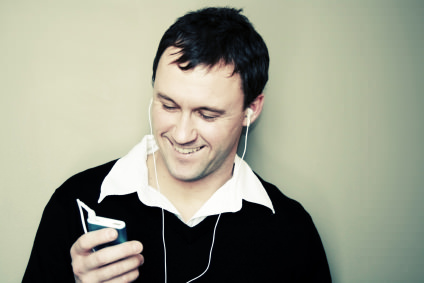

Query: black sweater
23,160,331,282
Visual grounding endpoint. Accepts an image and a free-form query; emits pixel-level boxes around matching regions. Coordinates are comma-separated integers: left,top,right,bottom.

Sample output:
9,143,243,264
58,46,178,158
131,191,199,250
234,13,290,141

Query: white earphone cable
186,214,221,283
148,99,250,282
148,98,168,283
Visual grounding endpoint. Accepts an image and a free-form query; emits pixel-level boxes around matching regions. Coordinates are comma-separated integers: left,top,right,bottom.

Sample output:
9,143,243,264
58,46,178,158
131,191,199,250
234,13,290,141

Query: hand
71,228,144,283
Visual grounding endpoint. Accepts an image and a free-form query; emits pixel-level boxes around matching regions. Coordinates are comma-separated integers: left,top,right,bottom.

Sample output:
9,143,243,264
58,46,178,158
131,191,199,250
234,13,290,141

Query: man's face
151,47,245,184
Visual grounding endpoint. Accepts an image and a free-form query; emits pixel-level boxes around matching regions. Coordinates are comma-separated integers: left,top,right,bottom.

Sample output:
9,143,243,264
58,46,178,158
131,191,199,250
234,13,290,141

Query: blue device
77,199,127,251
87,215,127,251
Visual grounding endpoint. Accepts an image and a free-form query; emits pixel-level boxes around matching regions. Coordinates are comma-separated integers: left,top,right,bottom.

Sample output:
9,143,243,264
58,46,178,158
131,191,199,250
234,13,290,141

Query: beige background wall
1,1,423,282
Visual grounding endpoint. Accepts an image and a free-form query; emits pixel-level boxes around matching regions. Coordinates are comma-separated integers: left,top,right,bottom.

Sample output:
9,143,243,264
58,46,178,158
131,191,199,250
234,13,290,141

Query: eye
162,104,177,111
198,111,218,121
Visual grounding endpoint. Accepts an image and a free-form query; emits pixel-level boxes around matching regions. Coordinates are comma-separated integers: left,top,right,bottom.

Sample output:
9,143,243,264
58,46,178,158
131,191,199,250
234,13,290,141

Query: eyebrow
156,93,226,115
156,93,176,104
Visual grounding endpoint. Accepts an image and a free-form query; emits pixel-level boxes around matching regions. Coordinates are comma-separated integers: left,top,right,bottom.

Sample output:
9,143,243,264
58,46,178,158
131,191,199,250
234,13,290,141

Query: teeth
174,146,202,154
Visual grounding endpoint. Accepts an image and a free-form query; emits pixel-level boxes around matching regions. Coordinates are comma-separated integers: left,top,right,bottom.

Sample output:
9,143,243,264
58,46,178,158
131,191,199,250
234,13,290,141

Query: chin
169,170,205,183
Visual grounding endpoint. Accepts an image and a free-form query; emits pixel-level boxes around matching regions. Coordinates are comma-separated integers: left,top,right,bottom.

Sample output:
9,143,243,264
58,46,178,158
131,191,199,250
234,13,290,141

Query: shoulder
253,173,319,234
255,173,307,215
39,159,119,235
52,159,118,205
62,159,117,186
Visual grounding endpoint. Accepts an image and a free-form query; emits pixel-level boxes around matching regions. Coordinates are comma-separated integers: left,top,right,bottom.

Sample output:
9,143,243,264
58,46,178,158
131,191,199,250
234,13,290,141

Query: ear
243,93,265,126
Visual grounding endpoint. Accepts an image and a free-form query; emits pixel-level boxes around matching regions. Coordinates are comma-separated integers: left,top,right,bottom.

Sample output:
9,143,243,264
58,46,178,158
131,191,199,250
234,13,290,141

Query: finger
72,228,118,256
96,254,144,282
103,269,141,283
85,241,143,271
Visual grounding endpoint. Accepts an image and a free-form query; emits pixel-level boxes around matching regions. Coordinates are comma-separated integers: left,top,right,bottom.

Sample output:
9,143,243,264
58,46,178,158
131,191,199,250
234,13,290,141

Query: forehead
154,47,243,106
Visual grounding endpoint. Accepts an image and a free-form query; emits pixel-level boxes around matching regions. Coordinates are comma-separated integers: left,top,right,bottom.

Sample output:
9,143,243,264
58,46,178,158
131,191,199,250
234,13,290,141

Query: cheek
152,108,173,131
198,120,243,146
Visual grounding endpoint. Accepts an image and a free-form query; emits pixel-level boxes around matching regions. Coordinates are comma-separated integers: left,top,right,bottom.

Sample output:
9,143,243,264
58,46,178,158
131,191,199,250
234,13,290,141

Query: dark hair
152,7,269,108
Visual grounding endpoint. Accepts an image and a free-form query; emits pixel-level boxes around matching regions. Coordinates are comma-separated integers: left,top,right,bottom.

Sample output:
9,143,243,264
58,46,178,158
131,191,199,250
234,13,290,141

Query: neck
147,153,234,222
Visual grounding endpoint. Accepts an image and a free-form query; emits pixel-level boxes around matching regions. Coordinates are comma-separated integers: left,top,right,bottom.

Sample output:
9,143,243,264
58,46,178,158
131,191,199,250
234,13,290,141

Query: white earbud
148,98,154,135
246,108,253,126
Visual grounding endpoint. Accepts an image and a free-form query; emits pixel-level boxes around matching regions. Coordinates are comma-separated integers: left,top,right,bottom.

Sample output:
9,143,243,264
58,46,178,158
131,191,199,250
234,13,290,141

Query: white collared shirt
99,135,274,227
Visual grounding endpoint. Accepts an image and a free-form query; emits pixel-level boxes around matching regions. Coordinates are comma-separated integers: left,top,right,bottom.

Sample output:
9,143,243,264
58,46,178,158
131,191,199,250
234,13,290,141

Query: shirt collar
99,135,275,226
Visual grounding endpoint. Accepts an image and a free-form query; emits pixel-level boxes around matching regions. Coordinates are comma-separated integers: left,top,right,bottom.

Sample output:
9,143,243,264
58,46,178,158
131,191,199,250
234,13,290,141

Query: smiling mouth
173,145,203,154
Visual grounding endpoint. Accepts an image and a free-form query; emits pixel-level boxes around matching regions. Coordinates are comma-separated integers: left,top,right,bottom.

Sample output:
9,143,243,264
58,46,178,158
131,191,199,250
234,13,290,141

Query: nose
172,112,197,145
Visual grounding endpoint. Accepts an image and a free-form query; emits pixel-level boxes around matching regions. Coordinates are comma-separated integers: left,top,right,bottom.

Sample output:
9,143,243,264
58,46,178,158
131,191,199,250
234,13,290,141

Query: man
24,7,331,282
